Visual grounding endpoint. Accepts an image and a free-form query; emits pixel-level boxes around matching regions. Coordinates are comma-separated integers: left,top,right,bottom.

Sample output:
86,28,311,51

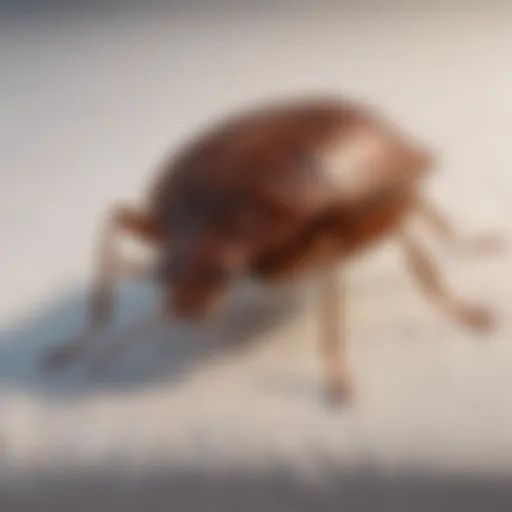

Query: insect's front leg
415,195,505,255
316,267,352,405
42,203,161,371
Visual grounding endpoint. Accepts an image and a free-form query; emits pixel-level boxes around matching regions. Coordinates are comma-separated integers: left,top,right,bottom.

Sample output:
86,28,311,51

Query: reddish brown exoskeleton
44,94,503,404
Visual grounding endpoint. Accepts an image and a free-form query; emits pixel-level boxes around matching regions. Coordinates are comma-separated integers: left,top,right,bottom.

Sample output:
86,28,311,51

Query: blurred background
1,0,512,509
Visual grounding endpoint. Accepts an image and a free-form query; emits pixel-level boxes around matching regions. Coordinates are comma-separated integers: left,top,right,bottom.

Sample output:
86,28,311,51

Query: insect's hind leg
42,203,162,371
398,227,496,333
414,195,505,256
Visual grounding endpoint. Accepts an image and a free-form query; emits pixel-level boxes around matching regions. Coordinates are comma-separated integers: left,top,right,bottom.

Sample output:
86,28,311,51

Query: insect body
45,94,502,404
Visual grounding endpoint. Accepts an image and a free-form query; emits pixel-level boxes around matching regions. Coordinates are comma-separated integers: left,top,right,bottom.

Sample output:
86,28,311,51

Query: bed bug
43,94,503,404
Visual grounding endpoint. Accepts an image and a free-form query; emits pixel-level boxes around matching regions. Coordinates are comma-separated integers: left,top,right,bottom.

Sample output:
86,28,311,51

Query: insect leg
42,203,161,371
398,227,496,333
316,267,352,405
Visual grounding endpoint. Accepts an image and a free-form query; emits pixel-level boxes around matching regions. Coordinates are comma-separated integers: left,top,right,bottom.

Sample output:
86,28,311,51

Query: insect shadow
0,278,304,402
